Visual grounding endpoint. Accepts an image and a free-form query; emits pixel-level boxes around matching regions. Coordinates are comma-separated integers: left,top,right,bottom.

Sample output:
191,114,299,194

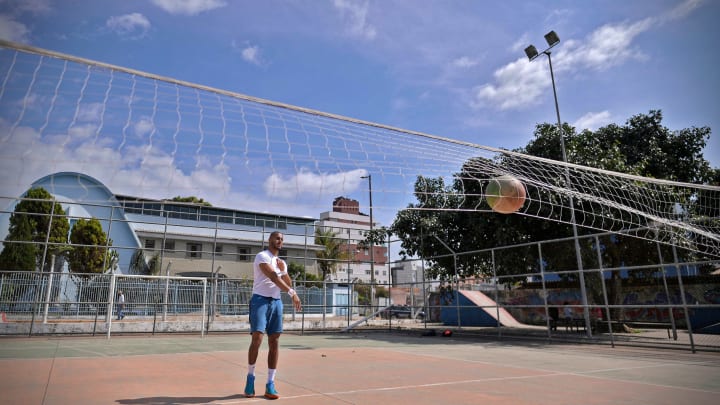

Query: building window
237,247,251,262
215,245,223,256
163,240,175,251
144,239,155,249
187,243,202,259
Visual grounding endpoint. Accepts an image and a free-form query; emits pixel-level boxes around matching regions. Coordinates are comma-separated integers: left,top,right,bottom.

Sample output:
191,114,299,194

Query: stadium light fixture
525,31,592,336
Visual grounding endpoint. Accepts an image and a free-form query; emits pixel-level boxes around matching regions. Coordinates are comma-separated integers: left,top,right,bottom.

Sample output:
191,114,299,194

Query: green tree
129,249,148,275
67,218,113,274
0,214,37,271
314,227,350,280
287,261,323,288
524,111,715,305
147,254,162,275
0,187,70,271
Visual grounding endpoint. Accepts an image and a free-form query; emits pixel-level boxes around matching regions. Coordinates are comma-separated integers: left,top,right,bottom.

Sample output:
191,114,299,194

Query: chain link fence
1,267,719,353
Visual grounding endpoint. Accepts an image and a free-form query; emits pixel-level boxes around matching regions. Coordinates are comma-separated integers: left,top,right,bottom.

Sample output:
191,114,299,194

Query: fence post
538,244,551,338
595,236,614,347
201,278,207,337
671,244,695,353
163,262,172,321
43,255,56,323
106,274,117,339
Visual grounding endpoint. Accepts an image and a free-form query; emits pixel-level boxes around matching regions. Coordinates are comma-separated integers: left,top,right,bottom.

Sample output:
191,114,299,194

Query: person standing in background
117,290,125,320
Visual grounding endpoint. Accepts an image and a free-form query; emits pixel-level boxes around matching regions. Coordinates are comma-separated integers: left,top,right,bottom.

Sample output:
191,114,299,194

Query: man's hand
277,258,286,272
292,294,302,312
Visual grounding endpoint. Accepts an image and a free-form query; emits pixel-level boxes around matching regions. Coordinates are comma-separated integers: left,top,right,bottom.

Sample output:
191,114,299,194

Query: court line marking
372,344,720,395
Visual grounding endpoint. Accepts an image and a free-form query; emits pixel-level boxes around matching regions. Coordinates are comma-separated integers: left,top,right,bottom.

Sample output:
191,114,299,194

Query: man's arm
257,262,302,311
258,263,292,291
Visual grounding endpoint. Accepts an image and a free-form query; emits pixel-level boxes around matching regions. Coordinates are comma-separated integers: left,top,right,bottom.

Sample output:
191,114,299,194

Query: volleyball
485,175,527,214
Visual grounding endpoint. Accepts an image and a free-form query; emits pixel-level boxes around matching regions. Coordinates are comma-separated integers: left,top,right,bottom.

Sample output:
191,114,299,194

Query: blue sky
0,0,718,226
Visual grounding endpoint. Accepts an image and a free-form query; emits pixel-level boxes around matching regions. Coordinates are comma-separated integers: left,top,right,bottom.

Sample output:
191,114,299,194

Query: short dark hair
269,231,283,239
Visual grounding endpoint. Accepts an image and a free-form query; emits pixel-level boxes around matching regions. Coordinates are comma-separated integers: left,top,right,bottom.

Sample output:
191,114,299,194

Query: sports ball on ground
485,175,527,214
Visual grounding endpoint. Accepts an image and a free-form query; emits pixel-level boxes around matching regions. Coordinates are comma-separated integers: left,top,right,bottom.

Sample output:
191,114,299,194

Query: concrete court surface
0,331,718,405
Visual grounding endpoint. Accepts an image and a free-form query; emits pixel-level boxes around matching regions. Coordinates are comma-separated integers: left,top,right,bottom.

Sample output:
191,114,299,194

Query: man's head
267,231,284,253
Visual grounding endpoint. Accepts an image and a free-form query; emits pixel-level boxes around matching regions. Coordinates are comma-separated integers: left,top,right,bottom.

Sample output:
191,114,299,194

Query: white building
317,197,389,285
391,259,425,287
7,172,323,280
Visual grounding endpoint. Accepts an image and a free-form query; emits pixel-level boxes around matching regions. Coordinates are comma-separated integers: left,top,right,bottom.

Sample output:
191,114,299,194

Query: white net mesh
1,40,718,257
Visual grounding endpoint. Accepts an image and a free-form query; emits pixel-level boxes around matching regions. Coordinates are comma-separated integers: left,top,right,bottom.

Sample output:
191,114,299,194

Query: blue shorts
249,294,283,335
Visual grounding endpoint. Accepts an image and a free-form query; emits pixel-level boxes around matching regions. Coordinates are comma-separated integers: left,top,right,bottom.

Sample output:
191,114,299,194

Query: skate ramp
441,290,523,327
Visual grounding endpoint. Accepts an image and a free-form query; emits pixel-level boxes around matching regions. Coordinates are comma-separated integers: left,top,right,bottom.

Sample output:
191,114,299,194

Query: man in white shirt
244,231,302,400
116,290,125,320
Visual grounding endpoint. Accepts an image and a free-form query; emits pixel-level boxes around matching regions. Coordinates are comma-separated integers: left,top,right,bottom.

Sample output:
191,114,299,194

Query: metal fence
1,268,719,353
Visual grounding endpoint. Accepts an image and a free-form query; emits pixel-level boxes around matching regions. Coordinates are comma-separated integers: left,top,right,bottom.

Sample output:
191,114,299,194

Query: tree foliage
0,187,70,271
128,249,161,275
287,261,323,288
67,218,113,275
0,214,37,271
169,196,212,206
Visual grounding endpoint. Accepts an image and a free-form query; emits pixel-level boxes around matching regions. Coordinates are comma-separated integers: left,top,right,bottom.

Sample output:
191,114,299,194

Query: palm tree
314,227,350,280
129,249,148,275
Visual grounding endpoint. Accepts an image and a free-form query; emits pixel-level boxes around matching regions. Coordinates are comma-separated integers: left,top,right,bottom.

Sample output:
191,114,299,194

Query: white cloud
450,56,478,69
0,118,233,207
471,57,548,110
333,0,376,40
151,0,227,16
573,111,613,132
564,19,652,71
473,16,657,110
0,14,31,43
77,103,104,122
133,117,154,137
67,124,96,141
0,0,52,14
662,0,703,22
231,40,264,66
241,45,261,65
0,118,359,219
510,33,531,54
106,13,151,39
264,168,368,200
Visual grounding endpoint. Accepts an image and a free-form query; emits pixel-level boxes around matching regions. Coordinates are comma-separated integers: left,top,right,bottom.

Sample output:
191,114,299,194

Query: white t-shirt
252,250,286,299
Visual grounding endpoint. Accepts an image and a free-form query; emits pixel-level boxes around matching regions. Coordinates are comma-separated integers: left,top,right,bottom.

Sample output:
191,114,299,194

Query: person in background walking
117,290,125,320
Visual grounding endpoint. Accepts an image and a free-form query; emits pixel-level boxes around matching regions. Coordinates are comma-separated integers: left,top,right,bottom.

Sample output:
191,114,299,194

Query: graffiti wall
501,283,720,327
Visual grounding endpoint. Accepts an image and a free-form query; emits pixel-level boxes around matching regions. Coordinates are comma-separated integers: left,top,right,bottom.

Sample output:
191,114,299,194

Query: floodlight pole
526,31,591,336
361,174,376,311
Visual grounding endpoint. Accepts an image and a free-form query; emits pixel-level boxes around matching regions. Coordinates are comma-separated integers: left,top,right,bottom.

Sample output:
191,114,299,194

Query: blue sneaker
243,374,255,398
264,381,279,400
